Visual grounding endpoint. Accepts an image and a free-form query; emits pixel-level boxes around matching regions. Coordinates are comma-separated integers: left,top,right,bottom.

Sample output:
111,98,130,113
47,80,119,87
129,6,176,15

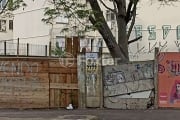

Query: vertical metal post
45,45,47,56
27,43,29,56
17,38,19,56
4,41,6,56
49,42,51,56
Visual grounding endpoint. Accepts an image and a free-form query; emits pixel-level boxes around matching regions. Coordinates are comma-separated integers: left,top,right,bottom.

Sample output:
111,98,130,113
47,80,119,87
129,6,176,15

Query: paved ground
0,108,179,120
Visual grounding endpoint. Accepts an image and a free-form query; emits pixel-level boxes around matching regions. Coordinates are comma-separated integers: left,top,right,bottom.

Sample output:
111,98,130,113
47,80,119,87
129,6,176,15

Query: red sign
158,52,180,107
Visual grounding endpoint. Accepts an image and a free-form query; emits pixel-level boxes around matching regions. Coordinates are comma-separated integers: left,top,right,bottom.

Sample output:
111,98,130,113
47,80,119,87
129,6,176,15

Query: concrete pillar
154,47,159,109
77,53,86,108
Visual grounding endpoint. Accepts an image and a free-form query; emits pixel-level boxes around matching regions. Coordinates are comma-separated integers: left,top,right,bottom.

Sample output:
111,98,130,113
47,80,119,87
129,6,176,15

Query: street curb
55,115,99,120
0,115,99,120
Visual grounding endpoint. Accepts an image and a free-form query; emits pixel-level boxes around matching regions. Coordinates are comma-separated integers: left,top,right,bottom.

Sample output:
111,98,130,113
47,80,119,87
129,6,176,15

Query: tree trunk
88,0,128,63
116,0,129,61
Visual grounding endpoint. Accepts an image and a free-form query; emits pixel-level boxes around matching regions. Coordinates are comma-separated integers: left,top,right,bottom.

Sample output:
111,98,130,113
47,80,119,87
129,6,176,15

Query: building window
0,20,6,32
0,0,6,9
56,36,65,50
106,10,115,21
9,20,13,30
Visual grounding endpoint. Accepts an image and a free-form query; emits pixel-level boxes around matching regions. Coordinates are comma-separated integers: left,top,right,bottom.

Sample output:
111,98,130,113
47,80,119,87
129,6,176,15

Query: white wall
129,0,180,61
96,0,180,61
13,0,50,45
12,0,180,59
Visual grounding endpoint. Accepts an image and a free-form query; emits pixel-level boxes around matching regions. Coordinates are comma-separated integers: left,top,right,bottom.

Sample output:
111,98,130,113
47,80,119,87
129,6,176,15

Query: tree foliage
51,42,65,57
0,0,26,15
42,0,179,63
1,0,178,63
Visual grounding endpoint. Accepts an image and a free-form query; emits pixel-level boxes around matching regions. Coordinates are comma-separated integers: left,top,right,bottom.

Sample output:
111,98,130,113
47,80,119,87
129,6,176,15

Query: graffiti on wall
104,62,154,86
134,25,180,40
0,61,38,76
0,59,49,108
158,52,180,108
103,61,154,108
0,77,44,95
128,25,180,61
85,53,98,97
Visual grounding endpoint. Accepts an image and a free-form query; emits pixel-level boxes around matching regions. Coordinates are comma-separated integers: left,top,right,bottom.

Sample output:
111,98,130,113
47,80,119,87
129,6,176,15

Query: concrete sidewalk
0,109,179,120
0,115,98,120
0,109,99,120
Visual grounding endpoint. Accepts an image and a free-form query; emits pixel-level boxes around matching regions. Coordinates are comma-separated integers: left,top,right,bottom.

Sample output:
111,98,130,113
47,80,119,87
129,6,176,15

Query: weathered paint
158,52,180,108
85,53,101,107
103,61,154,109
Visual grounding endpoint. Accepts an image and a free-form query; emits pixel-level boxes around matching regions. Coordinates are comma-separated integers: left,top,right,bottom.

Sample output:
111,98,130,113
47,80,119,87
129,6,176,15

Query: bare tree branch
112,0,118,17
126,0,133,24
99,0,115,12
128,36,142,44
127,1,138,40
0,0,9,15
89,15,96,25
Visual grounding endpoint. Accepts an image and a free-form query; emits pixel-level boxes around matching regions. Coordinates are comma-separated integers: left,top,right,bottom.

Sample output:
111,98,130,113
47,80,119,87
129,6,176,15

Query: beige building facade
11,0,180,60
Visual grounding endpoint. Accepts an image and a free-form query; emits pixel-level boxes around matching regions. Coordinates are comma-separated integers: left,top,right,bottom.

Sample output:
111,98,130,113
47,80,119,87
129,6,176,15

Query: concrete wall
78,53,102,108
103,61,155,109
78,53,156,109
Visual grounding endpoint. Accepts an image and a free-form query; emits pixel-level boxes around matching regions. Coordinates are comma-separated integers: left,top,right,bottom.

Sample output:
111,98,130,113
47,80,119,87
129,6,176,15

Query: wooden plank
0,61,49,76
54,89,60,107
50,89,55,107
0,60,49,68
66,74,72,106
72,37,80,57
1,60,31,108
0,73,50,80
48,68,70,72
51,74,59,107
72,73,78,83
50,83,78,89
49,74,55,108
72,89,78,108
56,74,60,107
49,73,66,108
66,38,72,54
70,67,78,107
49,60,77,68
60,74,67,107
48,68,77,74
0,73,49,108
60,89,66,107
0,57,78,108
59,74,67,82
